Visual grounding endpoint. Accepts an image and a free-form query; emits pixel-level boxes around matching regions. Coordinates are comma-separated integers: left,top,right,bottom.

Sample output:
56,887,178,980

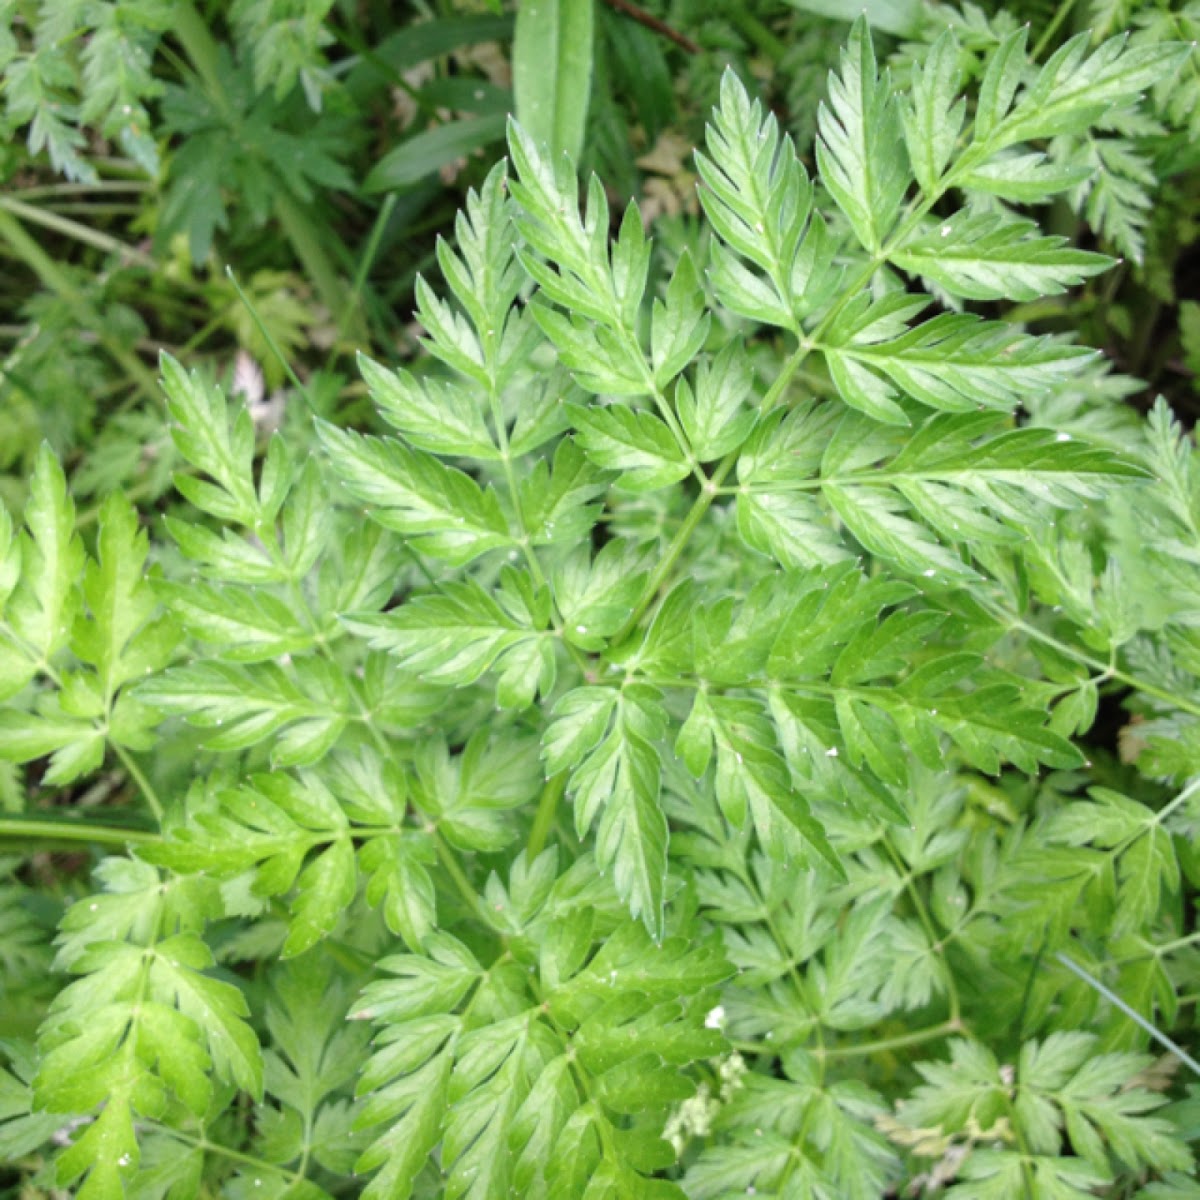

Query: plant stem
984,602,1200,720
729,8,787,63
433,831,491,924
1056,951,1200,1078
612,340,813,644
602,0,700,54
274,191,365,343
526,772,566,860
882,834,961,1024
336,191,397,349
77,468,196,528
112,744,165,823
1032,0,1078,59
0,818,161,846
0,208,160,401
226,266,315,410
171,3,224,94
0,196,156,267
819,1019,960,1060
158,1129,308,1183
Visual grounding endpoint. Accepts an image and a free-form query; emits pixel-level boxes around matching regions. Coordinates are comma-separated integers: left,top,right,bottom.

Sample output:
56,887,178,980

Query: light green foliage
513,0,596,164
5,12,1200,1200
34,858,260,1197
353,888,728,1200
0,0,172,179
0,450,176,785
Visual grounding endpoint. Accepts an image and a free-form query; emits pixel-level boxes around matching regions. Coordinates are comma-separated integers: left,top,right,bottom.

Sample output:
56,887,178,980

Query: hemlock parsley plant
3,15,1200,1200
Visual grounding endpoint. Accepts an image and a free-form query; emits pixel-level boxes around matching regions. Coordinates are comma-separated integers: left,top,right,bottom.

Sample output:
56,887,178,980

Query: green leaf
651,251,710,388
345,579,543,690
543,687,619,775
260,957,370,1141
136,659,350,766
957,149,1093,206
735,405,851,569
519,438,608,546
1,448,83,695
359,356,498,460
897,1033,1192,1186
512,0,595,164
807,411,1147,579
316,421,514,566
156,580,313,662
354,878,727,1198
0,706,105,785
823,307,1096,422
34,860,260,1193
287,834,356,957
364,113,508,193
159,354,261,527
567,690,668,935
893,214,1112,302
705,696,843,874
824,481,980,582
507,121,647,352
568,403,691,492
552,542,648,651
676,344,757,463
416,163,539,391
987,32,1191,149
784,0,919,35
1044,788,1180,936
902,29,964,195
697,71,823,328
411,731,543,852
816,19,909,254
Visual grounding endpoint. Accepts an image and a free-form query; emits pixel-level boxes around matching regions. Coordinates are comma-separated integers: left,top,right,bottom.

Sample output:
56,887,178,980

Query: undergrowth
3,6,1200,1200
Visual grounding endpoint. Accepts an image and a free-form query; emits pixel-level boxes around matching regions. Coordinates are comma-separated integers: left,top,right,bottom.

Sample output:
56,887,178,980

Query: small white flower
705,1005,726,1030
231,350,265,408
718,1052,748,1100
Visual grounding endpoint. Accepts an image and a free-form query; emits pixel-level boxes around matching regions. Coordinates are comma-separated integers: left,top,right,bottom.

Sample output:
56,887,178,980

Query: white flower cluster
662,1051,748,1156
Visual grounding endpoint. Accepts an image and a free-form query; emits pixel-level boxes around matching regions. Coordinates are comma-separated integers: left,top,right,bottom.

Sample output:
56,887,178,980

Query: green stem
1110,928,1200,965
610,471,719,645
77,468,196,528
273,192,363,343
484,380,549,592
734,857,826,1074
0,196,157,266
0,208,160,401
526,773,566,859
730,8,787,62
984,602,1200,720
612,340,814,644
225,266,315,409
1032,0,1078,59
1056,952,1200,1078
0,817,161,846
158,1129,308,1183
882,834,961,1024
9,181,150,199
819,1019,960,1061
171,3,224,94
354,700,492,929
335,191,397,350
112,744,165,823
433,831,490,925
